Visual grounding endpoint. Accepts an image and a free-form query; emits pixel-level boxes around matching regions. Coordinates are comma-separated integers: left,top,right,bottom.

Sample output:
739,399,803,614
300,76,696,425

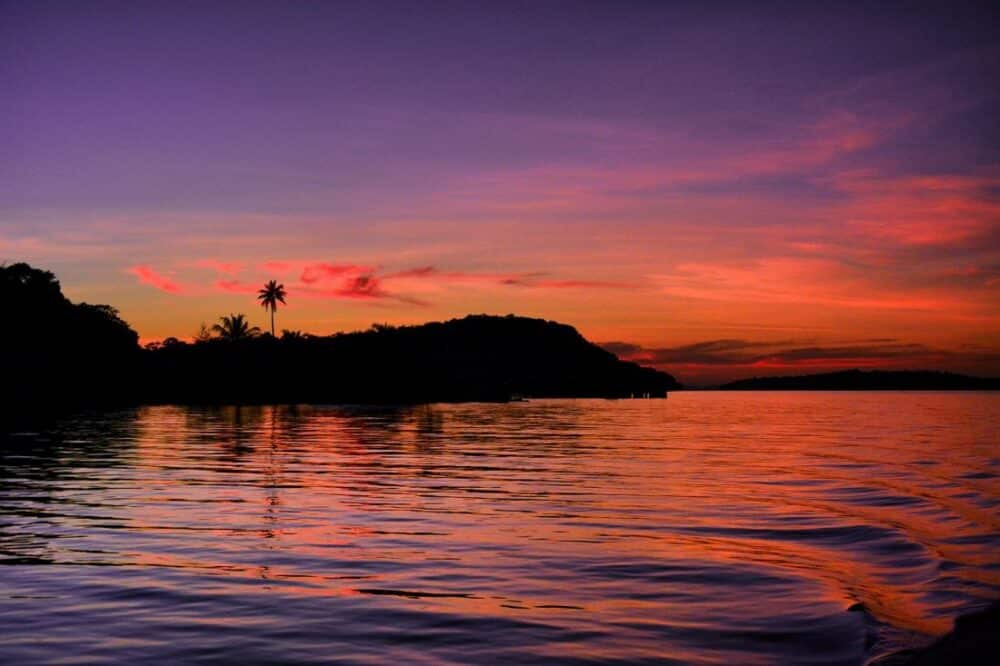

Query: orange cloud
651,257,969,312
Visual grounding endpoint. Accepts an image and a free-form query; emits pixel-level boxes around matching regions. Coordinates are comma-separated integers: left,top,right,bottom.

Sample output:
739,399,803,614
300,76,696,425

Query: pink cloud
383,265,439,279
300,263,376,284
300,273,429,305
340,274,383,298
381,266,631,290
384,266,541,285
834,172,1000,248
126,258,645,307
127,265,185,294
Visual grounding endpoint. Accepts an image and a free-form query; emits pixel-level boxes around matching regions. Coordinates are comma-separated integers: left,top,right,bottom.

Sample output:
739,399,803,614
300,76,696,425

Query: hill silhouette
144,315,679,404
718,369,1000,391
1,263,678,415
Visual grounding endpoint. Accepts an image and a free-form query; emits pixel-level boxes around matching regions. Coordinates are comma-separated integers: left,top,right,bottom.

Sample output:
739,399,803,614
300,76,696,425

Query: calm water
1,393,997,665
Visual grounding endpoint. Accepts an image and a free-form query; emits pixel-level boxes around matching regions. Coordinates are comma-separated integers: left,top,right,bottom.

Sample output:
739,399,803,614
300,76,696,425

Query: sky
2,0,998,385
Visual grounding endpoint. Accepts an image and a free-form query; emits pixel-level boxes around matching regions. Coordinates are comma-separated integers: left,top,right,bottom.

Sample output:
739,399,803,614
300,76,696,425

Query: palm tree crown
211,313,261,341
257,280,287,336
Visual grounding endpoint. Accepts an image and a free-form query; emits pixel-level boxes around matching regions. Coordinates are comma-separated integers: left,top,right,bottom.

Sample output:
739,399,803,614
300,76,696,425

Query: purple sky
2,1,998,384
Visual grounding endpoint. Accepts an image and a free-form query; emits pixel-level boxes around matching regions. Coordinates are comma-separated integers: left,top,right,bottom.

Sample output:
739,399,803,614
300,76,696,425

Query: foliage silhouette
194,322,213,343
211,314,261,341
144,314,680,404
1,262,140,415
257,280,286,337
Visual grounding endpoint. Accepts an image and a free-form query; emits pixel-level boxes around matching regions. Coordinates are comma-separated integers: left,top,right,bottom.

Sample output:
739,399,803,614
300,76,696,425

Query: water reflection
0,410,142,565
1,393,997,665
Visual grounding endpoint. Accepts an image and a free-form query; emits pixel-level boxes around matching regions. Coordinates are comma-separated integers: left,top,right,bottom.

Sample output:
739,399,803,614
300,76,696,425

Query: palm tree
212,313,260,341
257,280,287,337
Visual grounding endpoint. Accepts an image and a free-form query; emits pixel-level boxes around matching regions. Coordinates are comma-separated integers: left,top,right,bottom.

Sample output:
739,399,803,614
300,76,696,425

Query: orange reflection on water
53,394,998,662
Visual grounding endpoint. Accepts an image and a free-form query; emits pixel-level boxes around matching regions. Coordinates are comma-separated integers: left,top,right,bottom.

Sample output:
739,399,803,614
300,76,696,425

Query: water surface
1,392,997,664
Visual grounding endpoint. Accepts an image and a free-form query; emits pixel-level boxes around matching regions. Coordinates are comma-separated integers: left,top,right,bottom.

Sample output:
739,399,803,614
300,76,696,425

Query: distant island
1,262,678,414
718,369,1000,391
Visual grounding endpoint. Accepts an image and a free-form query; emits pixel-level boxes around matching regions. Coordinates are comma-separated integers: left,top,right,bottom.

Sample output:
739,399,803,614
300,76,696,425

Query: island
718,369,1000,391
1,262,679,415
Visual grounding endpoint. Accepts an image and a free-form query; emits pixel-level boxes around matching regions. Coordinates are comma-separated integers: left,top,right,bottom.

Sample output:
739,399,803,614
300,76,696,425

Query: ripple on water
1,393,998,664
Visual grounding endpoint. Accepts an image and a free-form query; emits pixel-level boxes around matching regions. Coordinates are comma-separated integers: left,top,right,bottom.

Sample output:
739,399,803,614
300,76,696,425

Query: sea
1,392,997,665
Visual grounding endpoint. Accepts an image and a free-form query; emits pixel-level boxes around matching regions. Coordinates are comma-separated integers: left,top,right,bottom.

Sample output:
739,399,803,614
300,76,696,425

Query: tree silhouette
212,313,261,341
194,322,213,343
2,262,141,412
257,280,287,337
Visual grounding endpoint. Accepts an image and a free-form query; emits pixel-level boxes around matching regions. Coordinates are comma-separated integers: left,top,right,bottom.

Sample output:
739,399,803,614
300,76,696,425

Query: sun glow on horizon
2,2,997,384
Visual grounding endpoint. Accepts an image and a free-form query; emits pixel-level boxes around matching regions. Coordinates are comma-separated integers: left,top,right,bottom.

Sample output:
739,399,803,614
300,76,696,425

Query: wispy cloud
214,279,258,294
126,265,185,294
260,260,295,273
380,265,635,289
300,263,376,284
127,259,630,304
833,172,1000,249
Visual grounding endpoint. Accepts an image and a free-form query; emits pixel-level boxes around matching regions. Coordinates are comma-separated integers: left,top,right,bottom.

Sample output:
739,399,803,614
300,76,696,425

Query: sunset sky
2,1,998,384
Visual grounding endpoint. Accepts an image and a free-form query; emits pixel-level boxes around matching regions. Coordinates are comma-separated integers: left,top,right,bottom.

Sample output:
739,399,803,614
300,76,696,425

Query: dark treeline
718,369,1000,391
2,262,141,409
1,263,678,415
145,316,678,404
